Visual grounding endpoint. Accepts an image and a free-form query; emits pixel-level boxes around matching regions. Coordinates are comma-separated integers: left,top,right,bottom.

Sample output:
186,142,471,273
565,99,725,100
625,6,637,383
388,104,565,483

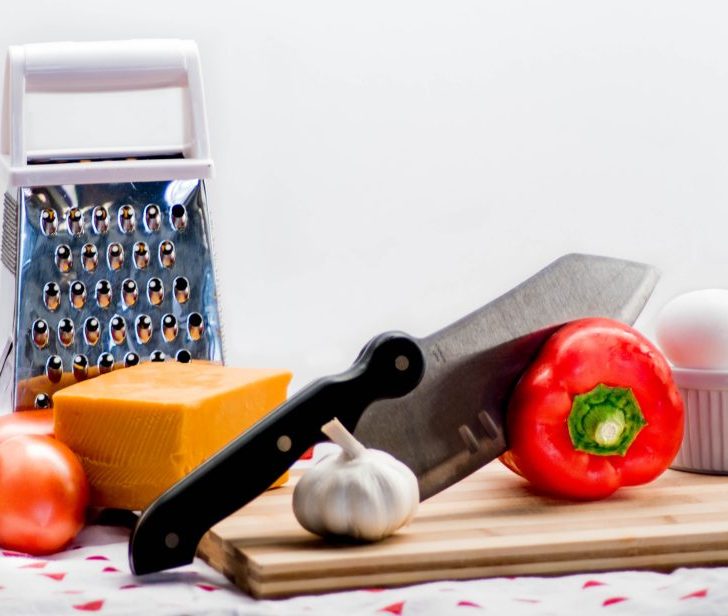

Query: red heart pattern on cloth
72,599,104,611
20,561,47,569
681,588,708,600
602,597,629,607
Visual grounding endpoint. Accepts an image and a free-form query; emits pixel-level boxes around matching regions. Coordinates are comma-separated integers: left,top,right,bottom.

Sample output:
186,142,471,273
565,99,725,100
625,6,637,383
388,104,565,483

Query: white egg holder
670,367,728,475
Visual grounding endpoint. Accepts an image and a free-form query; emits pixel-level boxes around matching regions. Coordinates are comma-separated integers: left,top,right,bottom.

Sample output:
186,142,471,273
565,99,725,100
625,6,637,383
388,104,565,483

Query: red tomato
0,410,54,443
0,435,89,554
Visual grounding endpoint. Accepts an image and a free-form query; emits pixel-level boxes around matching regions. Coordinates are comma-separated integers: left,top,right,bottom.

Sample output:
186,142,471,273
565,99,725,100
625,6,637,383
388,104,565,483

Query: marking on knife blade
431,344,447,364
478,411,500,439
459,425,480,454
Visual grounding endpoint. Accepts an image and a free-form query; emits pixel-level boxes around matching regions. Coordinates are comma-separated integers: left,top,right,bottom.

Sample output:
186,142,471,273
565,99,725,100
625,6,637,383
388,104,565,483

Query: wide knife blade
354,253,658,499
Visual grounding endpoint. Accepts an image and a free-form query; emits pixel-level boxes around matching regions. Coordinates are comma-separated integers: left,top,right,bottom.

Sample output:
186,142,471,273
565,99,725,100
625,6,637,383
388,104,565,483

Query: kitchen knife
129,253,658,575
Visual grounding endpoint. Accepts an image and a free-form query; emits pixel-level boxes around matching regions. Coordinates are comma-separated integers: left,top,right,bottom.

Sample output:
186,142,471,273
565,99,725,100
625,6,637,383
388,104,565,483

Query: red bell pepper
500,317,684,500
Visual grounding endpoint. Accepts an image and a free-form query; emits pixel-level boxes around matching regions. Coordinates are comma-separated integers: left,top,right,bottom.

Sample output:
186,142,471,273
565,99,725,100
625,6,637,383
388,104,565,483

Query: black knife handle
129,331,425,575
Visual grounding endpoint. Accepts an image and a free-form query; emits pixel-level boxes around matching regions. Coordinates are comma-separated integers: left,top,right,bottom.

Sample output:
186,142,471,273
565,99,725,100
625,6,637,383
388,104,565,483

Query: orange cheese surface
53,361,292,510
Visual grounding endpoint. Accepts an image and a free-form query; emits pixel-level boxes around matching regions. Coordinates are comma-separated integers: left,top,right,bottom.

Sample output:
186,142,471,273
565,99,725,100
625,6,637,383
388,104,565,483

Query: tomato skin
501,318,684,500
0,410,54,443
0,435,89,555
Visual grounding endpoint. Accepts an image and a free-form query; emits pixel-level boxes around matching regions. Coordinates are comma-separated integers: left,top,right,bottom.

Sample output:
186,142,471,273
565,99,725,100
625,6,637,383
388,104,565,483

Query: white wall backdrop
3,1,728,390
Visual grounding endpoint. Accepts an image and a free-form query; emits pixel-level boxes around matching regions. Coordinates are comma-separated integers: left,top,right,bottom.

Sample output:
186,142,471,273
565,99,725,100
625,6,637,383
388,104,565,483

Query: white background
2,1,728,390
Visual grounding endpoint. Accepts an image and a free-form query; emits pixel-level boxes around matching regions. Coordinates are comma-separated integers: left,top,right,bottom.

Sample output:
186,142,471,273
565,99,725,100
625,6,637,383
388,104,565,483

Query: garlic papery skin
292,418,419,542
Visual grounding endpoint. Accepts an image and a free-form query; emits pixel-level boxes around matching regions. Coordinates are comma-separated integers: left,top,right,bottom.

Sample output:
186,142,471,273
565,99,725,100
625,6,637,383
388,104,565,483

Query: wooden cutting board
197,464,728,598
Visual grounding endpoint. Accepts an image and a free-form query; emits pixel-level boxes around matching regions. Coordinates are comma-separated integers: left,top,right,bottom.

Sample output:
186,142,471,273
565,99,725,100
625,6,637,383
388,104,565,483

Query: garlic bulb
292,418,419,541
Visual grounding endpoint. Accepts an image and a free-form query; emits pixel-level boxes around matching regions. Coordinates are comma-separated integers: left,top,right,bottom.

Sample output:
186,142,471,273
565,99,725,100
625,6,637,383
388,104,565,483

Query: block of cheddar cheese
53,361,292,511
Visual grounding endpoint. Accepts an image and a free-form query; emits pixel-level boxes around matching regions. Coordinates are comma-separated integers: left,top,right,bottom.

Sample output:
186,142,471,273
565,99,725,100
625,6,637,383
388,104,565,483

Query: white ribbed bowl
671,368,728,474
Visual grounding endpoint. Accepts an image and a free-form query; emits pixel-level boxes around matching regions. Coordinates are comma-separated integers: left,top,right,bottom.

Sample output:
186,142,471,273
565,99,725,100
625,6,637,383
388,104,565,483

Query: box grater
0,40,224,412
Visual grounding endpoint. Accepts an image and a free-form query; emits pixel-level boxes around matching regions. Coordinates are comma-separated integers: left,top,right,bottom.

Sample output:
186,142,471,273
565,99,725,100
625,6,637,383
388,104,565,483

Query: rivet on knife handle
129,331,425,575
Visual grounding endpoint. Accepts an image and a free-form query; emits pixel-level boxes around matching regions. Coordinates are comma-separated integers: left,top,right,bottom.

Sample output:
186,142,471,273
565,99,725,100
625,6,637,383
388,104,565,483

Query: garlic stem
321,418,367,459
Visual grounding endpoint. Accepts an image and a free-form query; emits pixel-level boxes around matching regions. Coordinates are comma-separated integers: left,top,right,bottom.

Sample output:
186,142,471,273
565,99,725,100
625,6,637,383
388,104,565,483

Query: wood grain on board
198,464,728,598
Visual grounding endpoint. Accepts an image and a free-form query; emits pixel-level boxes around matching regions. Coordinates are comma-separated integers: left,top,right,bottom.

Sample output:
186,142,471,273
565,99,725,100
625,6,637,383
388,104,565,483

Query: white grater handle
2,39,210,167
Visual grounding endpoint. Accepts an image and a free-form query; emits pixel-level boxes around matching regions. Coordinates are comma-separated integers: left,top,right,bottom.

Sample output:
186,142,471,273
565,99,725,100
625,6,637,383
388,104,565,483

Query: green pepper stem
567,384,646,456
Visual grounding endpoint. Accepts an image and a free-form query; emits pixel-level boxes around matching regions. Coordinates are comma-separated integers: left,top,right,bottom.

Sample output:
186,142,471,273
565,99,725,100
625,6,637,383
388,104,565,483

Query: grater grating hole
136,314,153,344
67,207,84,236
73,354,89,381
144,204,161,233
98,352,115,374
133,242,150,269
43,282,61,312
169,204,187,231
40,208,58,236
92,206,110,235
147,277,164,306
55,244,73,273
70,280,87,310
58,318,75,348
34,393,52,409
173,276,189,304
159,240,176,268
124,352,140,367
82,243,98,272
118,205,136,234
150,350,165,362
162,314,178,342
110,315,127,345
187,312,204,341
32,319,50,349
122,278,139,307
45,355,63,383
107,243,124,271
84,316,101,346
95,279,112,308
175,349,191,363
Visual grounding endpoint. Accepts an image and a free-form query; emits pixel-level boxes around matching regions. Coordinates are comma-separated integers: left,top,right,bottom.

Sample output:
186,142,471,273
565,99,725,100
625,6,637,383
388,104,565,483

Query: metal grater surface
12,179,223,409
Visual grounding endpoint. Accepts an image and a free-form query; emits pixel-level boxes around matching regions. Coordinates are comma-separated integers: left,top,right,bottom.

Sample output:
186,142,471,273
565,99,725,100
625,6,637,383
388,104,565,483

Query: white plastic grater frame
0,39,213,188
0,40,225,412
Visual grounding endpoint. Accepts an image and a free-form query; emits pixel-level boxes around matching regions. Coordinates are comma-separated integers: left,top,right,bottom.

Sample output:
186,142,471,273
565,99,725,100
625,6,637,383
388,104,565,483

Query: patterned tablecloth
0,525,724,616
